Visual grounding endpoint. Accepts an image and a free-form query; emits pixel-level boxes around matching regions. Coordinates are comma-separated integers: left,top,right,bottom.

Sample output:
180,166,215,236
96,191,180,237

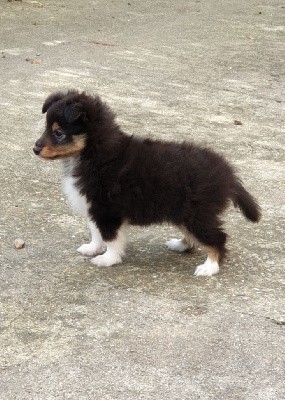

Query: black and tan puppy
33,90,261,276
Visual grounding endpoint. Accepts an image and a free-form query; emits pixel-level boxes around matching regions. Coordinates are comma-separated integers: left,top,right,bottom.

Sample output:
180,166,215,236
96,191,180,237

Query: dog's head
33,90,89,160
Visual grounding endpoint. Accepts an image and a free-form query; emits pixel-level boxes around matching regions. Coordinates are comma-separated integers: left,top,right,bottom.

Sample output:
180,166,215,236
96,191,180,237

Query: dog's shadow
63,237,226,302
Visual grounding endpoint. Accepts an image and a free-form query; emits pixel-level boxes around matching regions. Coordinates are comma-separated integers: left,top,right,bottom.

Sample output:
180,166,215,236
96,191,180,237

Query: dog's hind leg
183,216,227,276
165,237,192,253
194,246,221,276
91,221,127,267
165,226,196,253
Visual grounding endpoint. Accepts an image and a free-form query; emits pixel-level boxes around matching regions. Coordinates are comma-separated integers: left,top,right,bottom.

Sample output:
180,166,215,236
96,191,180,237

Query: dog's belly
62,175,89,217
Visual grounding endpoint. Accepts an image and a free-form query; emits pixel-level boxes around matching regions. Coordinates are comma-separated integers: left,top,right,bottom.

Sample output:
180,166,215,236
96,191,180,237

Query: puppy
33,90,261,276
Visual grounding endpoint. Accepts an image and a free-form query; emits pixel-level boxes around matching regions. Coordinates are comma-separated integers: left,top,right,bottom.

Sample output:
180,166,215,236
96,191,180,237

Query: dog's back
83,136,254,226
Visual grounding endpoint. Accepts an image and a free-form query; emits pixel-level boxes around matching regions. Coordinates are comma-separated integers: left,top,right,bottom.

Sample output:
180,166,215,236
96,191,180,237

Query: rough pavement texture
0,1,284,399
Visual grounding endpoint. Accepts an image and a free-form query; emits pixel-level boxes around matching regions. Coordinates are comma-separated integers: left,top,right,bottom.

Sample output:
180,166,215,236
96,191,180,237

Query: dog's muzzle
33,139,43,156
33,146,42,155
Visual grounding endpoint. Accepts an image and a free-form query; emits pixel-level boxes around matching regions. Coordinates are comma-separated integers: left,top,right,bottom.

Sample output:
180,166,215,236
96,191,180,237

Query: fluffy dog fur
33,90,261,276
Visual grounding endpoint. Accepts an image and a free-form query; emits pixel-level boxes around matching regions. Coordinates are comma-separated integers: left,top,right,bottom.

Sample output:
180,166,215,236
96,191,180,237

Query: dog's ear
42,92,65,114
64,102,88,123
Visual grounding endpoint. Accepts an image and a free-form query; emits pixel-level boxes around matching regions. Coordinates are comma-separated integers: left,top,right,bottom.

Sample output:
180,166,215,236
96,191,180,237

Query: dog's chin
37,154,59,161
37,152,79,161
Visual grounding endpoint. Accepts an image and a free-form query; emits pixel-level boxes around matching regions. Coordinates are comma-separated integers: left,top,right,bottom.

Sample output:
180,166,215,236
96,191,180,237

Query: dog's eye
54,130,65,139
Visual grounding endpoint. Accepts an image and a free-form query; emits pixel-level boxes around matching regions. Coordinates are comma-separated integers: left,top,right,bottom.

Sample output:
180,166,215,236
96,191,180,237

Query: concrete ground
0,0,284,399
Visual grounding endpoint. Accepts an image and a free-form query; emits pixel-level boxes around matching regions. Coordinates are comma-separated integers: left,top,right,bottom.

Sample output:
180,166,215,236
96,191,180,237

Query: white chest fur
61,159,89,217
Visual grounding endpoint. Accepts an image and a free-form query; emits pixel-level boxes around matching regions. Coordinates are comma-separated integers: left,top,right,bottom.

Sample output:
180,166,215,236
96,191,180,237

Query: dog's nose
33,146,42,155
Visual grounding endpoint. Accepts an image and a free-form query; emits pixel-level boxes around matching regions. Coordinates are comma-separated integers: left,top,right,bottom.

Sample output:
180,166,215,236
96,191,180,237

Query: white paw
77,242,104,256
91,252,122,267
165,238,190,253
194,259,219,277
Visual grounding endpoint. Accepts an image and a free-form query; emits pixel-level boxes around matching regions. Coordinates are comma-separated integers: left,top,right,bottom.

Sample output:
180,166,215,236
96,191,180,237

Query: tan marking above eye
51,122,61,132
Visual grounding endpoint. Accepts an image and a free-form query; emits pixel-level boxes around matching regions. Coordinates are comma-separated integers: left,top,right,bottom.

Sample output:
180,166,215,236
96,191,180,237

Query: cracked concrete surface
0,0,284,399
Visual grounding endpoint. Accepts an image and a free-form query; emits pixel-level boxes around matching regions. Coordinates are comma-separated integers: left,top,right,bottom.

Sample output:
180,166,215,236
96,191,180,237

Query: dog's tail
232,179,261,222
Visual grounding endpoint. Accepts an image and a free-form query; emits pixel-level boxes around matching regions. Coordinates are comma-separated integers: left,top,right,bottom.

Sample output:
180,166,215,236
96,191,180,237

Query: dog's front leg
77,218,105,256
91,222,127,267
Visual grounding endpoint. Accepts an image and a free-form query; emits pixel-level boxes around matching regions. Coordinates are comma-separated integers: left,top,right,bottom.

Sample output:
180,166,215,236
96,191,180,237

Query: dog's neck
62,157,79,177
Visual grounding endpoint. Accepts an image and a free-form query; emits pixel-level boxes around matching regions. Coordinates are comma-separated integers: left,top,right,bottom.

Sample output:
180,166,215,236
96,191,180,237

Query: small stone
234,119,243,125
14,238,25,249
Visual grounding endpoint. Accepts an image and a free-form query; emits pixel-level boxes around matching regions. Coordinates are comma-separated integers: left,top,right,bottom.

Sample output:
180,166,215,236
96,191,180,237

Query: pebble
14,238,25,249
